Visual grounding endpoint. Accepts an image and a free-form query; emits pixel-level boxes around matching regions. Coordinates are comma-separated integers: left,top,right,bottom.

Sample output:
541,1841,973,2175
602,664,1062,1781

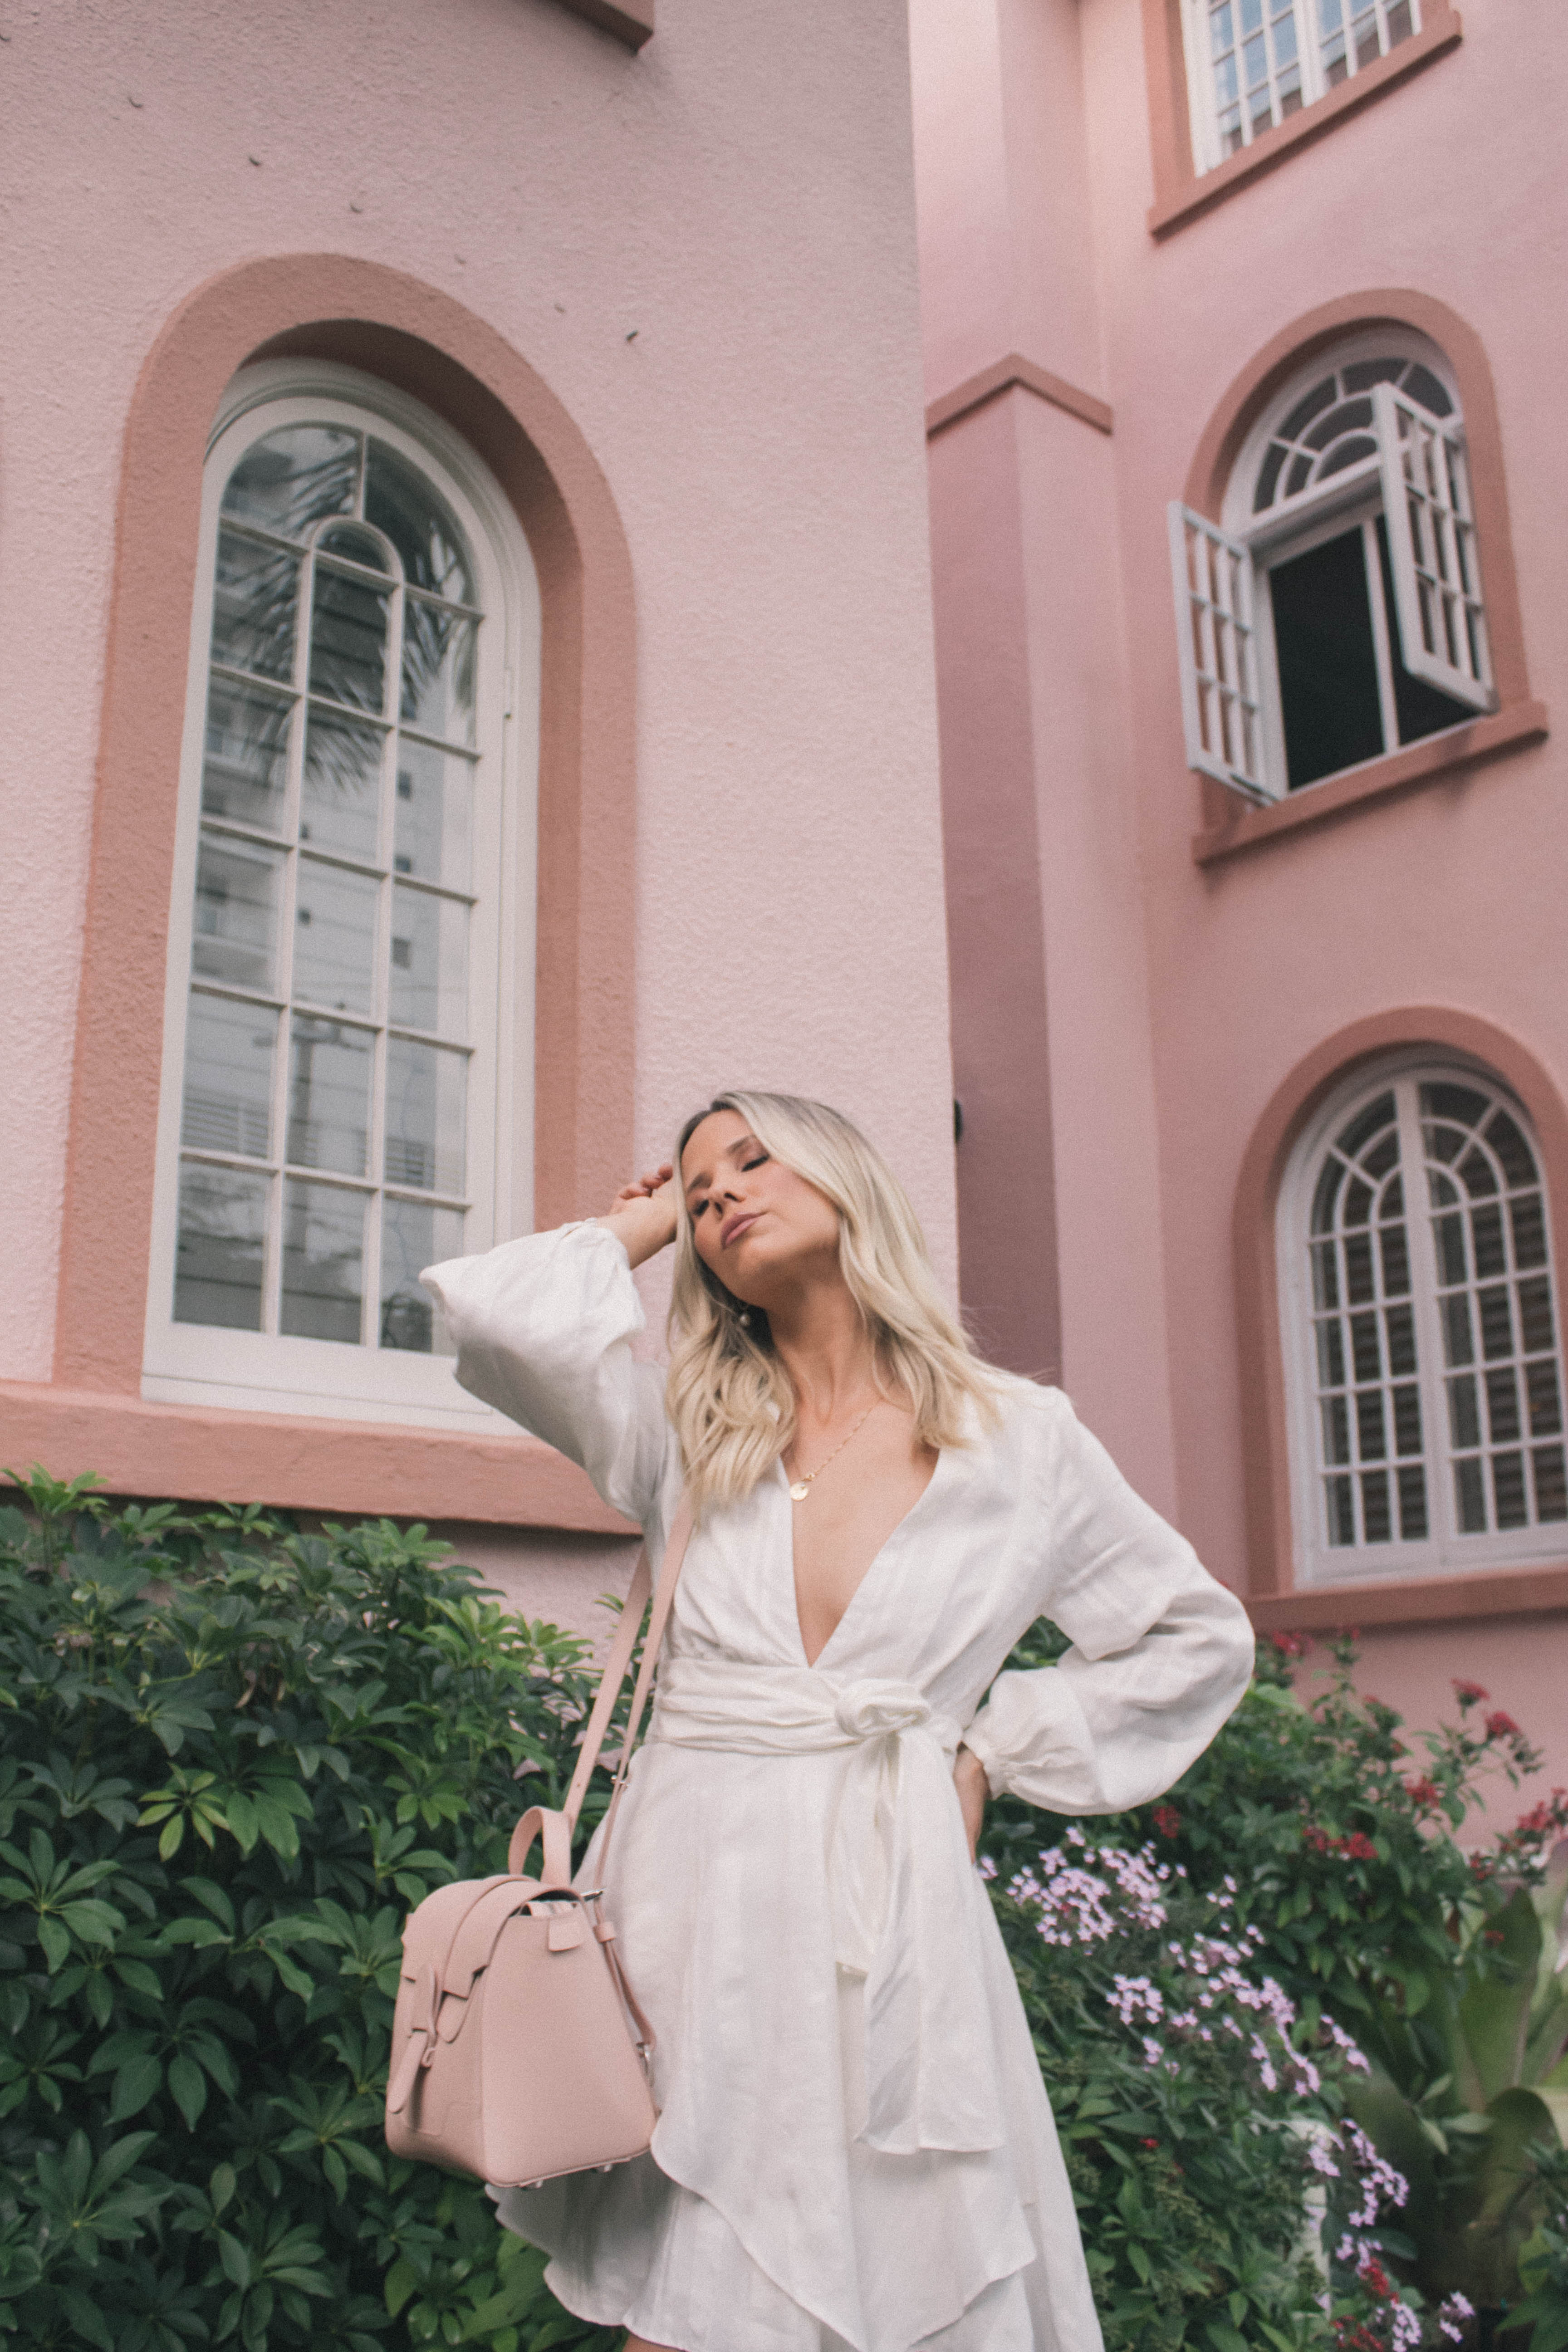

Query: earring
737,1308,751,1328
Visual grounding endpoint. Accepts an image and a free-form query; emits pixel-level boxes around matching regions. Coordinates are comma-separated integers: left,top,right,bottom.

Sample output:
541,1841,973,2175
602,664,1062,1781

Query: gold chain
785,1402,881,1503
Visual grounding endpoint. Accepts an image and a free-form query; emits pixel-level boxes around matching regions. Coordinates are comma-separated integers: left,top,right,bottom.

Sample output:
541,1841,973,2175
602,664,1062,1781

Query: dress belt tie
649,1659,1006,2157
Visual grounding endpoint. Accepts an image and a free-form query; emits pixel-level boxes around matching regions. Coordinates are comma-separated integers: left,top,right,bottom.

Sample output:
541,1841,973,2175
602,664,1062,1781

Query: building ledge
0,1380,636,1534
926,353,1112,441
1193,701,1548,868
1149,10,1461,240
1247,1559,1568,1634
554,0,653,49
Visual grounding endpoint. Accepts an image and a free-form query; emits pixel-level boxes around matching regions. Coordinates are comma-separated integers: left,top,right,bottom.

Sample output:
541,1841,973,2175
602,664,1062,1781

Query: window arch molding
1176,292,1544,858
46,255,637,1529
1234,1009,1568,1628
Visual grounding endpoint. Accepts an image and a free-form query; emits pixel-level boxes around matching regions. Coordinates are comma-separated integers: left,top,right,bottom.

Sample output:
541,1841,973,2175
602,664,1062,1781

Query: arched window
143,363,539,1426
1280,1057,1568,1584
1169,329,1494,803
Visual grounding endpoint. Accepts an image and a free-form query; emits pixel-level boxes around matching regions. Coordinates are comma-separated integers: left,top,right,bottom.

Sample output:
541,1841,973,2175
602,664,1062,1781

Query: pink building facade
3,0,1561,1801
911,0,1568,1800
0,0,955,1629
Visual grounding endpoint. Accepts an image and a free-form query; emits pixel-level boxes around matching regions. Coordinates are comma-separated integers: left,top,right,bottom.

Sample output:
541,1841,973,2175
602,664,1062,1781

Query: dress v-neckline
783,1444,949,1671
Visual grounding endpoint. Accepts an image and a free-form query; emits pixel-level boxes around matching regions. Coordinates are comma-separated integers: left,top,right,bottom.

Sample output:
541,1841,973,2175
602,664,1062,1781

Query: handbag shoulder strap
509,1492,695,1881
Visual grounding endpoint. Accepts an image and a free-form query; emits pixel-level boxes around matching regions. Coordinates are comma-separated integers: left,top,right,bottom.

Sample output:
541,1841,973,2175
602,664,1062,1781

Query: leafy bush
983,1624,1568,2351
989,1824,1453,2352
5,1468,1564,2352
0,1468,619,2352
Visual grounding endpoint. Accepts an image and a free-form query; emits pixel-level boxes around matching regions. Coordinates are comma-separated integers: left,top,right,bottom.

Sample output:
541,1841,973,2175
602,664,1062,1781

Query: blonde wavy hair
666,1091,1003,1515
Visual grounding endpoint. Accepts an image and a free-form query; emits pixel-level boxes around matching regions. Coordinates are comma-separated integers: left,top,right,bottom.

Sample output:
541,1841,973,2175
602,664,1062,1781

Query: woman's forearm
597,1189,677,1271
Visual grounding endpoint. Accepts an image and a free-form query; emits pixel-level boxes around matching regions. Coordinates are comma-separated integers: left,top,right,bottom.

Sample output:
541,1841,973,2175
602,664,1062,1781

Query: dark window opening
1270,518,1474,794
1270,527,1383,790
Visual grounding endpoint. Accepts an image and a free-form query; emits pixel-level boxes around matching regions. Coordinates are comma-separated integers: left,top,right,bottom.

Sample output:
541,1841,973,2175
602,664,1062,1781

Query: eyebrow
683,1135,757,1199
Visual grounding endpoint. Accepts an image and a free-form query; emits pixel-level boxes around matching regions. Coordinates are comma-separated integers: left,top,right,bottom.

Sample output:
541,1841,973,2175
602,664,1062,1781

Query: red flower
1343,1831,1377,1861
1139,2136,1160,2150
1404,1776,1441,1808
1453,1678,1490,1705
1358,2256,1393,2300
1268,1631,1309,1657
1484,1710,1522,1740
1152,1805,1181,1838
1303,1824,1333,1853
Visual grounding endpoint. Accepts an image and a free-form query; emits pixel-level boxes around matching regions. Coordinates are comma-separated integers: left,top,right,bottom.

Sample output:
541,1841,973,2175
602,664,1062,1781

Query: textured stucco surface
0,0,956,1392
912,0,1568,1746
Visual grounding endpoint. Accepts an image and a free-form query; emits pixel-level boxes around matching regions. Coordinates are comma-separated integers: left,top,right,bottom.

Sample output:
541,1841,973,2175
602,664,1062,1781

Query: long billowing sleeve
961,1392,1254,1816
420,1223,675,1527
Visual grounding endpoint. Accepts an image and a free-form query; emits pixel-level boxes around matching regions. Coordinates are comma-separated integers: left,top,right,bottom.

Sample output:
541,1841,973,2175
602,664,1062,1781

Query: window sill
1149,9,1462,242
1247,1558,1568,1633
0,1378,637,1534
1192,700,1548,868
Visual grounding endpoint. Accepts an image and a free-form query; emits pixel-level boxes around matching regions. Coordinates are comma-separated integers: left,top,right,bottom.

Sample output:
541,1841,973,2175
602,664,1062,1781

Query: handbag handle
508,1493,695,1885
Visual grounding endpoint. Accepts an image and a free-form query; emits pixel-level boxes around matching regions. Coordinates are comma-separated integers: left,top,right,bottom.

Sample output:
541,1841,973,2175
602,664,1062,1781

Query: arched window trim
142,360,540,1429
1276,1046,1568,1589
1173,295,1545,866
1170,325,1493,807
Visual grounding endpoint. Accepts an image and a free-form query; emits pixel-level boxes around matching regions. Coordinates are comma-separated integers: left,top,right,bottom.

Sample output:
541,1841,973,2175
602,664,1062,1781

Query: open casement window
143,365,539,1427
1279,1060,1568,1587
1181,0,1422,174
1169,341,1494,802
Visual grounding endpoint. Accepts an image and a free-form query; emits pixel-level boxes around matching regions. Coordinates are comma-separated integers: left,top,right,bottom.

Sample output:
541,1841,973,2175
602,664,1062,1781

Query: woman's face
680,1110,841,1308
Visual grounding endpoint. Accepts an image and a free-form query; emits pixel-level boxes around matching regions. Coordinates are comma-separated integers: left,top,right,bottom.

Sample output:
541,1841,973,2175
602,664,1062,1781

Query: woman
422,1091,1254,2352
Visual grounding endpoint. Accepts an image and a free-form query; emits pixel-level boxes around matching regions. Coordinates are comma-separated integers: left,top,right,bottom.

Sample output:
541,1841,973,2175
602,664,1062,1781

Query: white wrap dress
422,1223,1254,2352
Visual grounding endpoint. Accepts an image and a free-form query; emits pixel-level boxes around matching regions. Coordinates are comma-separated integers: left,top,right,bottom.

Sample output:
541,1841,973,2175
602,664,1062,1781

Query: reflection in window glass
175,412,488,1346
280,1180,365,1343
380,1199,464,1353
175,1163,269,1331
286,1017,373,1177
181,995,275,1160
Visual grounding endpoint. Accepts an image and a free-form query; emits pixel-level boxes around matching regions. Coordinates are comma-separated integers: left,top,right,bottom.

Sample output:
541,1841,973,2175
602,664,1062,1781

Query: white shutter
1166,504,1273,801
1372,382,1494,714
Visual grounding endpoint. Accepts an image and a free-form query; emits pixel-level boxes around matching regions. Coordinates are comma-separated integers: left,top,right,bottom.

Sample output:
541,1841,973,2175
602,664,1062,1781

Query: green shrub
982,1623,1568,2351
0,1468,618,2351
5,1470,1563,2352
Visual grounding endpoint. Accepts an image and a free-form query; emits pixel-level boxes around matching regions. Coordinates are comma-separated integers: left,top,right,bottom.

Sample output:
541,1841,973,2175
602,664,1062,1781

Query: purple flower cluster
1004,1836,1434,2343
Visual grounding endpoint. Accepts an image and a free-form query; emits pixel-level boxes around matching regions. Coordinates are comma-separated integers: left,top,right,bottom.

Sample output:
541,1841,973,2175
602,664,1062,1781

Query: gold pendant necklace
786,1402,880,1502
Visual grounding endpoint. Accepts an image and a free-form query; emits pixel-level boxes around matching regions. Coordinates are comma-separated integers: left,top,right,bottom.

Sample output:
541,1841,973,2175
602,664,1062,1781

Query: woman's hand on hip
953,1745,988,1863
598,1166,678,1269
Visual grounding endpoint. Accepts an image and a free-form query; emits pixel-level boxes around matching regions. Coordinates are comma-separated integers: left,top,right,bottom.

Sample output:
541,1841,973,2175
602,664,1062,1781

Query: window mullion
260,597,311,1339
1396,1077,1457,1550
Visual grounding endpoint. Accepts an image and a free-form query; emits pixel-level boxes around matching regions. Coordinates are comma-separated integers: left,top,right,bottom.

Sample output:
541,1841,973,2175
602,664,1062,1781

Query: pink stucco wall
0,0,956,1426
912,0,1568,1805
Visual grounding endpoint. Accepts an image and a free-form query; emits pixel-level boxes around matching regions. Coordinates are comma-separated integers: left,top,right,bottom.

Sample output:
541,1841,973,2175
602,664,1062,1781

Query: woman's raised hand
598,1164,679,1269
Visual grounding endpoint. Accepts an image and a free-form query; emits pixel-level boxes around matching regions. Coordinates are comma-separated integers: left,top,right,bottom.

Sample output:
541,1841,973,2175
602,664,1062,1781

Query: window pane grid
1205,0,1303,155
1307,1089,1430,1550
175,421,483,1356
1316,0,1416,88
1169,509,1267,797
1422,1082,1568,1536
1296,1069,1568,1578
1188,0,1419,168
1382,390,1492,700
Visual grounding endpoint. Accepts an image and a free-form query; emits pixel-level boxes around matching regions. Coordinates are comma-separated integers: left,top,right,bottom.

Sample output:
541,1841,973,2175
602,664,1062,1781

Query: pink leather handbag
384,1498,694,2187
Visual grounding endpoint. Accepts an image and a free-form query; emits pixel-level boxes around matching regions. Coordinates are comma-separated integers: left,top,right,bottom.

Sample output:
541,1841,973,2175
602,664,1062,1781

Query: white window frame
1279,1054,1568,1588
143,360,540,1429
1181,0,1423,176
1169,333,1493,803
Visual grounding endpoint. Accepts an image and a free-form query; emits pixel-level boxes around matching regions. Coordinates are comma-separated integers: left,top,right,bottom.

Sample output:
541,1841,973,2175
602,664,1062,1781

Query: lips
721,1211,759,1249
